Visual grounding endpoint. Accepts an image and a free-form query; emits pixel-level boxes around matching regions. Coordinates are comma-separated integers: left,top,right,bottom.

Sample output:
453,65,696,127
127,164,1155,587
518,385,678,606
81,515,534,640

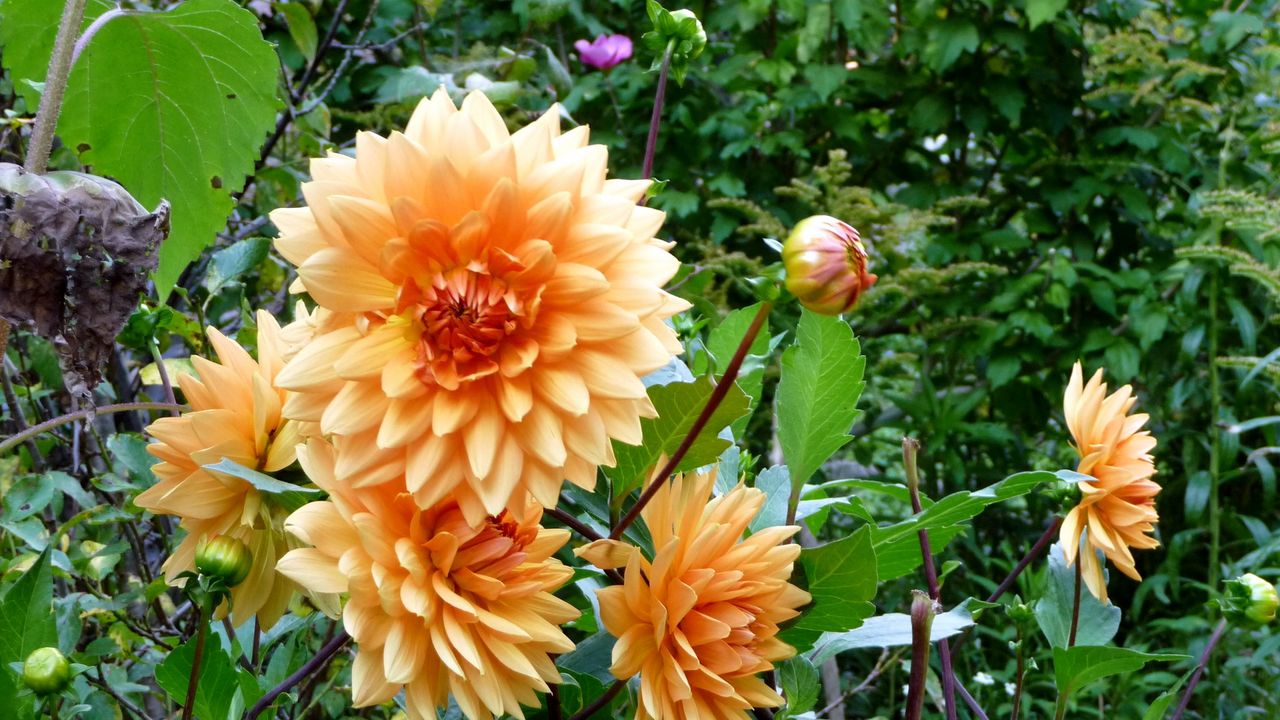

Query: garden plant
0,0,1279,719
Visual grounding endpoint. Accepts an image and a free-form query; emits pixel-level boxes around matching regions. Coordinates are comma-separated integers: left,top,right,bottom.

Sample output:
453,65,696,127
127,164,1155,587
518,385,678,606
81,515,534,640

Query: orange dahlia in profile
577,471,810,719
1059,361,1160,601
277,438,579,720
271,88,688,522
136,311,310,628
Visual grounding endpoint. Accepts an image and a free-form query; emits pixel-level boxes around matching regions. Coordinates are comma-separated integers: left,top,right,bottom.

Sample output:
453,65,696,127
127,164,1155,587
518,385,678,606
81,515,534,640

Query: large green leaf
786,526,877,651
0,0,113,108
57,0,280,300
1034,543,1121,649
868,470,1058,580
1052,646,1186,717
155,633,245,720
0,549,57,666
776,310,865,506
777,656,820,720
606,379,750,503
807,598,983,665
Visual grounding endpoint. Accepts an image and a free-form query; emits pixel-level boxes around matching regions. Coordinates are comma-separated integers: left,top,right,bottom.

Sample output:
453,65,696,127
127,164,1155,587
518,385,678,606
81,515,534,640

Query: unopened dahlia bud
195,536,253,588
781,215,878,316
669,9,707,59
1223,573,1279,627
22,647,70,695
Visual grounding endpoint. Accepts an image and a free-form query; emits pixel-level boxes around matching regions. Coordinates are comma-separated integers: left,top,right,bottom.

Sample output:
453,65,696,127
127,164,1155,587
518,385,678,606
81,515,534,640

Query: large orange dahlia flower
1059,361,1160,601
136,312,308,628
577,471,811,719
277,438,579,720
271,89,688,522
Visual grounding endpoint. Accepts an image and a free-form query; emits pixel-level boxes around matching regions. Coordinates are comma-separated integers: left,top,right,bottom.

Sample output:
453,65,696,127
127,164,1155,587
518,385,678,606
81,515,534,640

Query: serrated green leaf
777,310,865,509
0,0,113,108
748,465,790,533
58,0,280,300
925,19,979,71
777,656,820,719
1052,646,1187,717
204,237,270,295
790,526,877,640
869,470,1057,580
1035,543,1121,649
606,379,750,504
155,633,244,720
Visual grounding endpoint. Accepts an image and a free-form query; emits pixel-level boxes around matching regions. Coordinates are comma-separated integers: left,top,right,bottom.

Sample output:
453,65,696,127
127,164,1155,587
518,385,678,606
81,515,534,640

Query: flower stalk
611,301,770,540
181,603,210,720
905,589,935,720
25,0,88,175
244,630,351,720
1169,618,1228,720
641,41,674,180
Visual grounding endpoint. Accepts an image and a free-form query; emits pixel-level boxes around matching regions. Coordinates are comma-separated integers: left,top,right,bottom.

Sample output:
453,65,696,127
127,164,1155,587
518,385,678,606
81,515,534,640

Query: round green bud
195,536,254,588
22,647,70,695
669,9,707,59
1224,573,1279,627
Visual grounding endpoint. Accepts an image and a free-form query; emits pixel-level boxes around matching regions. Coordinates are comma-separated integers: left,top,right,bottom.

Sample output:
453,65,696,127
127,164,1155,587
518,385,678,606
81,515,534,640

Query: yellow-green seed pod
22,647,70,695
781,215,878,316
195,536,254,588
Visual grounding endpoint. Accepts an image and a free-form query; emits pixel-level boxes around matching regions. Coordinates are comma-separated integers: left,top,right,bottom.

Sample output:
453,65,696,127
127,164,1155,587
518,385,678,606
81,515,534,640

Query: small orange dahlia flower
1059,361,1160,601
577,471,810,719
136,311,309,628
277,438,579,720
271,89,688,522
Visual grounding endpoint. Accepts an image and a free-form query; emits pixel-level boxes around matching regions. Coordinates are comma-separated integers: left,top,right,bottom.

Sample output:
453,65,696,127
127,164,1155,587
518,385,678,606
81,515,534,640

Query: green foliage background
2,0,1279,718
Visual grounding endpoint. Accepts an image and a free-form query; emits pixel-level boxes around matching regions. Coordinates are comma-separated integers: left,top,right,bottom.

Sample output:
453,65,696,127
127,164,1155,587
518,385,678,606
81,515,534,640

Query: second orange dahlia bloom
1059,361,1161,601
136,312,309,628
272,89,688,522
577,471,810,719
277,438,579,720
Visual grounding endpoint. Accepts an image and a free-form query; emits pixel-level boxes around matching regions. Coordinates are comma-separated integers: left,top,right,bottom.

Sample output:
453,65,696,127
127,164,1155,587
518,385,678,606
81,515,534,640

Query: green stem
1068,554,1082,648
1208,261,1221,590
25,0,88,174
0,402,186,455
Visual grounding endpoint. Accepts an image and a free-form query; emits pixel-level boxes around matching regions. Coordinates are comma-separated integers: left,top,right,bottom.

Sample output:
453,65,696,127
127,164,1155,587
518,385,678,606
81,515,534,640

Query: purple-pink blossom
573,34,633,71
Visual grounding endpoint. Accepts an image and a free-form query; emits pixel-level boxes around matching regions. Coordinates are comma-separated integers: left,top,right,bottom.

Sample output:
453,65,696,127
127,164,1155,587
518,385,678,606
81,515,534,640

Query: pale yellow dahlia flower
271,89,688,522
136,311,308,628
576,471,811,719
1059,361,1160,601
277,438,579,720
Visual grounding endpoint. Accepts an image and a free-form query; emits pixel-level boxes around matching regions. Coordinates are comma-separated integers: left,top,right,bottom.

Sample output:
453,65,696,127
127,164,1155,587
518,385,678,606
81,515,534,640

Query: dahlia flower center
403,267,540,389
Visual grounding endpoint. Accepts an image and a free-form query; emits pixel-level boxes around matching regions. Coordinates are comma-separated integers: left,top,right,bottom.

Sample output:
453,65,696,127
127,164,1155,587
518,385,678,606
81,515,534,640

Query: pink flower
574,34,633,71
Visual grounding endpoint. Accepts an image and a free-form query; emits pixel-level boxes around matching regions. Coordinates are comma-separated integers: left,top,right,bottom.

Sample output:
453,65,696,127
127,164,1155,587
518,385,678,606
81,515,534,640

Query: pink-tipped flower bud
781,215,878,316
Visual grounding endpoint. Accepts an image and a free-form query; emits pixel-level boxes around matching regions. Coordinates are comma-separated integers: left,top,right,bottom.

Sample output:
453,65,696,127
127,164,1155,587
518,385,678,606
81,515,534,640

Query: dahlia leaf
776,656,820,719
155,633,244,720
204,458,320,499
0,0,114,109
806,598,984,665
706,301,773,437
0,548,57,677
54,0,280,300
556,631,616,684
777,310,865,509
866,469,1057,580
1051,646,1187,718
748,465,790,532
787,525,877,647
606,379,750,505
1034,543,1121,649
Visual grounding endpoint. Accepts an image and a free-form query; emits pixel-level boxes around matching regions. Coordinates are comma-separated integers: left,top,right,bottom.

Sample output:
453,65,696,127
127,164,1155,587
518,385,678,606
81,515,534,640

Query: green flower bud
781,215,878,316
195,536,254,588
1223,573,1279,628
22,647,70,695
668,9,707,60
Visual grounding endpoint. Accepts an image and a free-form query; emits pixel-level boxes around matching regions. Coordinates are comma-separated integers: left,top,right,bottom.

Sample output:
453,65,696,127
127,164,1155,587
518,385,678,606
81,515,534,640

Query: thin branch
2,361,43,469
1,402,187,455
566,679,625,720
1169,618,1229,720
243,629,351,720
545,506,604,542
640,42,674,181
